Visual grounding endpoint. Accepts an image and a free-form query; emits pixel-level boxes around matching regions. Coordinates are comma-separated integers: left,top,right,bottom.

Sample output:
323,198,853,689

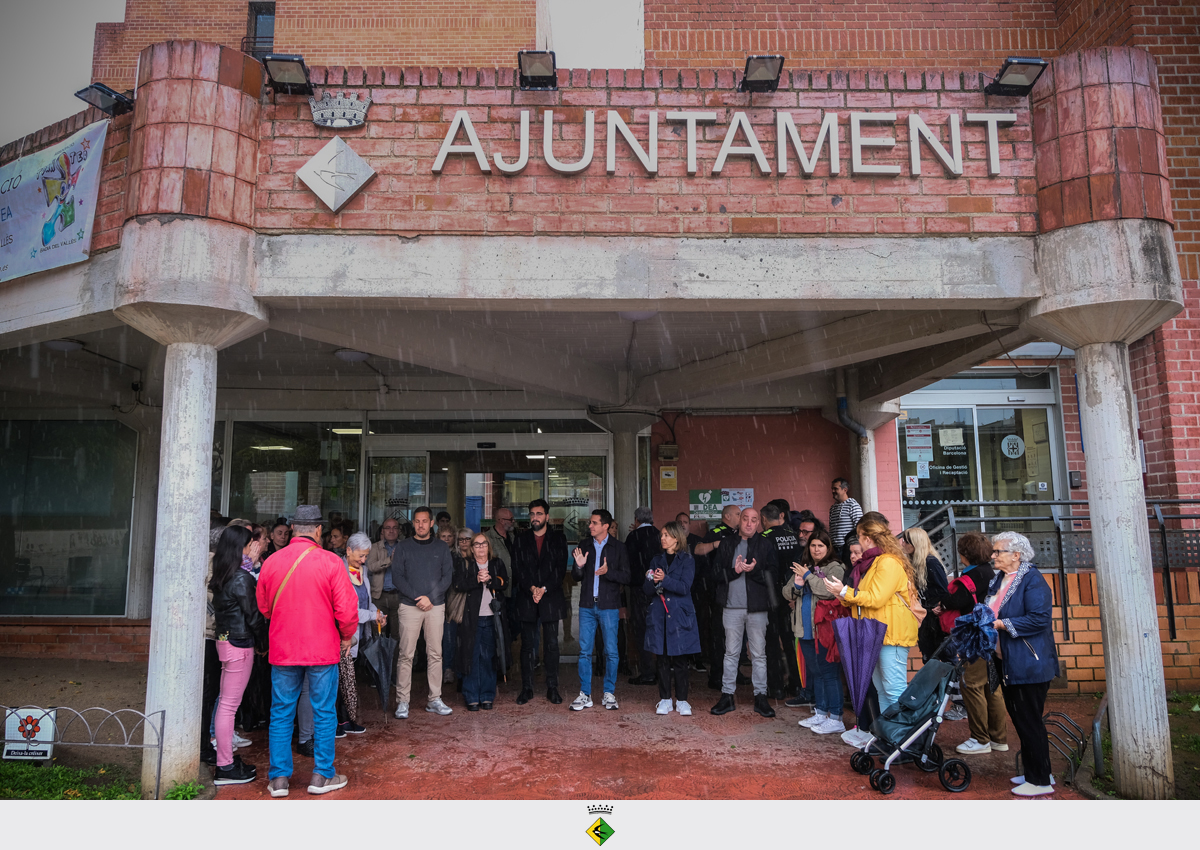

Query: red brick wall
1057,0,1138,52
644,1,1058,67
257,65,1036,236
0,619,150,663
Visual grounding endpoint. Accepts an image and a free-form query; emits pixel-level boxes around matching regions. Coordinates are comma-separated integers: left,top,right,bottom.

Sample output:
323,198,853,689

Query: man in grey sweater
390,506,455,719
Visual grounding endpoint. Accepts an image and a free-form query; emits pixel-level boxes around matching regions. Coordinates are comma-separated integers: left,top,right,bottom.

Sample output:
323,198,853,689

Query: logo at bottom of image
585,803,615,846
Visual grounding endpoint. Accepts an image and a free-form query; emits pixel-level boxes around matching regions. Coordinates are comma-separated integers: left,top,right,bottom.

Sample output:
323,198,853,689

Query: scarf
347,561,364,586
847,547,881,588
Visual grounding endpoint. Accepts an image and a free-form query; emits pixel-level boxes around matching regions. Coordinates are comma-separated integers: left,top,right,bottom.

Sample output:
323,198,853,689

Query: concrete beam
0,249,122,351
254,233,1041,311
631,310,1008,406
856,326,1038,403
270,310,622,406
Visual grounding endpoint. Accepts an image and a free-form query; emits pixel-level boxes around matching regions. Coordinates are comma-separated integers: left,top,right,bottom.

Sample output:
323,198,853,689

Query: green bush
0,762,140,800
164,780,203,800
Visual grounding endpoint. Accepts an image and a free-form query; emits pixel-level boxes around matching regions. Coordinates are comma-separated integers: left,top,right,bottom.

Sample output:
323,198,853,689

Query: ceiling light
331,428,363,435
526,454,545,460
518,50,557,91
262,54,313,95
983,57,1048,97
250,445,294,451
738,55,785,93
44,339,85,352
334,349,370,362
74,83,134,116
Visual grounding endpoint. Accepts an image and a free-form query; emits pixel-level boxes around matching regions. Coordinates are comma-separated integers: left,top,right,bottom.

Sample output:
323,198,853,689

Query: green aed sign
689,489,722,520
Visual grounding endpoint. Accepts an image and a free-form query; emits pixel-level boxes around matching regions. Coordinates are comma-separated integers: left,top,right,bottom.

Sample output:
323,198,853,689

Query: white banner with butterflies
0,120,108,284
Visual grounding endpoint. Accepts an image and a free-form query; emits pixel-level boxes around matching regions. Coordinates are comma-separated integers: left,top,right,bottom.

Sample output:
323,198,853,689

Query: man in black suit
624,506,661,685
511,499,568,705
569,509,631,711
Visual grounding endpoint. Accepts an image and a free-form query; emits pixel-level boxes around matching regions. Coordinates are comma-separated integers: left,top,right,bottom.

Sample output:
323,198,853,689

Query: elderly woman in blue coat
988,530,1059,797
643,520,702,716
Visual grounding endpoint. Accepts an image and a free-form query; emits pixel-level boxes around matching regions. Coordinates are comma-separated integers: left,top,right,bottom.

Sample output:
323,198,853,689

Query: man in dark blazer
624,506,662,685
569,509,631,711
511,498,569,705
710,507,778,719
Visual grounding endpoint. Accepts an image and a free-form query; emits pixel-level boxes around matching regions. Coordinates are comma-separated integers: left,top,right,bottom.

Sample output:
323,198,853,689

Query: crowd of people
201,477,1059,799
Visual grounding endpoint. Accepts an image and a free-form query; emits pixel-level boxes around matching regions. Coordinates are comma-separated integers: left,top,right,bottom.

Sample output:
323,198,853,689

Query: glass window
367,418,604,435
923,372,1052,391
211,420,226,515
428,450,545,529
227,422,360,529
977,407,1057,530
898,408,978,529
0,420,137,616
548,456,607,545
366,456,425,539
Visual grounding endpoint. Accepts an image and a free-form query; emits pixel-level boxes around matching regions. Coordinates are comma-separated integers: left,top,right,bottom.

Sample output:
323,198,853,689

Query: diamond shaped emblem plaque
296,136,375,212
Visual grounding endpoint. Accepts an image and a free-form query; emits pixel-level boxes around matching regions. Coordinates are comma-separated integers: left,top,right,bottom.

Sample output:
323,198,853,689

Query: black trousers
520,619,560,689
1004,680,1052,786
627,587,656,678
692,579,719,671
657,628,689,700
763,604,790,696
200,639,220,754
772,601,806,696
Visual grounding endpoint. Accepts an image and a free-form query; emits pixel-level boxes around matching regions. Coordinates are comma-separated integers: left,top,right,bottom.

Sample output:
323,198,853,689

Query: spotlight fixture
73,83,135,116
983,57,1048,97
262,54,313,95
517,50,557,91
333,348,370,362
44,339,86,352
738,55,785,93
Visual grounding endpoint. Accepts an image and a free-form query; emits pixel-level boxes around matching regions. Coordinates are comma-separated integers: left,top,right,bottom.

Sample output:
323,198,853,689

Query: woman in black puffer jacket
210,525,268,785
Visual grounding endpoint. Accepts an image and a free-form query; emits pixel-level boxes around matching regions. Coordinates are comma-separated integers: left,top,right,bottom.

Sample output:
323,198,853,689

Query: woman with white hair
338,531,386,736
988,530,1059,797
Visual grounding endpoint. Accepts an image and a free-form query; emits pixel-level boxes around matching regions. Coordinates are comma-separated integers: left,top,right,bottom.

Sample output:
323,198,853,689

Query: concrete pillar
1076,341,1173,798
1024,218,1182,799
846,369,900,517
858,431,877,514
612,429,638,532
141,342,218,793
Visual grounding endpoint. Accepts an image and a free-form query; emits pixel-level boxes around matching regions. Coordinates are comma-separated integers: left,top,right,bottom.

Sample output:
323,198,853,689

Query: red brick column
125,40,261,226
1033,46,1172,233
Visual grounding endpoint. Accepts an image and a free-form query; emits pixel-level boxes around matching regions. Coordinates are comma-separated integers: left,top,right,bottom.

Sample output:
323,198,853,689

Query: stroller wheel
850,752,874,775
876,771,896,795
938,758,972,793
916,743,943,773
868,768,881,790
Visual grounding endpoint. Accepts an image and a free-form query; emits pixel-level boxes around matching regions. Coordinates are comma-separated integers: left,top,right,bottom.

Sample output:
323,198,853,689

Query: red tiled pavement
216,671,1087,801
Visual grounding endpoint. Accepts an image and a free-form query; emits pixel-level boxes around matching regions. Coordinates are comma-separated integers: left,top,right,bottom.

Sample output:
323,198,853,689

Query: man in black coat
569,509,631,711
761,502,805,703
511,499,568,705
710,507,777,718
624,506,661,686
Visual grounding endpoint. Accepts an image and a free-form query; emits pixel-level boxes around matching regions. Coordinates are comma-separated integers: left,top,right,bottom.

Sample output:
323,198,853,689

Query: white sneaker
394,701,409,719
1012,781,1056,797
676,700,693,716
1011,774,1055,786
812,717,847,735
944,704,968,721
570,692,593,711
956,738,992,755
798,711,829,729
602,692,619,710
426,697,453,716
232,731,252,748
991,742,1010,752
655,698,673,715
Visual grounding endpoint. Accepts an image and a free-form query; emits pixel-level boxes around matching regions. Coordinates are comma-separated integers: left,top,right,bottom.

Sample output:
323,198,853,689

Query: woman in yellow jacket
823,516,919,714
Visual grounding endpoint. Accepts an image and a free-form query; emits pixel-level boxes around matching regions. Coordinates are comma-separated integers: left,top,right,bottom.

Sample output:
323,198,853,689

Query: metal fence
2,705,165,799
907,499,1200,641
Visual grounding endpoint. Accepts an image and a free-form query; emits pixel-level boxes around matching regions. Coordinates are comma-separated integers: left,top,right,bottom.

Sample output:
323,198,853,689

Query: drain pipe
836,369,876,513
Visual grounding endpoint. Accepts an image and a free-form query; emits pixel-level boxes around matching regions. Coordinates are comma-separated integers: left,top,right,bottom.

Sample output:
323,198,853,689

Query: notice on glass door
904,424,933,462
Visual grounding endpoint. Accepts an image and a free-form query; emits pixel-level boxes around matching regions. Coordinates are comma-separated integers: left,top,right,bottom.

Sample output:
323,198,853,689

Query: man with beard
511,499,568,704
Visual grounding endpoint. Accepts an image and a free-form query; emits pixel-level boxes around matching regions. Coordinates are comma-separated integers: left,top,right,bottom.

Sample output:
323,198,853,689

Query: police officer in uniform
694,505,741,690
761,502,806,702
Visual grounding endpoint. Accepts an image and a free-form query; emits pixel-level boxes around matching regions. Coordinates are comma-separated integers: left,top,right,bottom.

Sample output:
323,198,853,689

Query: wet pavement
215,667,1086,801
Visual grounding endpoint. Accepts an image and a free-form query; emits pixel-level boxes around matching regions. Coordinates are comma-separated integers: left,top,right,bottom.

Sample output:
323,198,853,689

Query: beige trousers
396,602,445,705
961,656,1008,745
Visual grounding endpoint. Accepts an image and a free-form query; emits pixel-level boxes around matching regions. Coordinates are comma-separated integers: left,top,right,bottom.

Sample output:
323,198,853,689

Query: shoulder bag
266,544,318,619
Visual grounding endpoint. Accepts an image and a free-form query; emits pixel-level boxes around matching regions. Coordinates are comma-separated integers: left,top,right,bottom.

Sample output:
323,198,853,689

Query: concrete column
858,431,877,514
140,342,218,794
612,429,638,532
1076,341,1173,798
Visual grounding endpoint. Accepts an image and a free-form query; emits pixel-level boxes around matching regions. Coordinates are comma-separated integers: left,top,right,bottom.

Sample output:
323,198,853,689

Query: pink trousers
215,641,254,767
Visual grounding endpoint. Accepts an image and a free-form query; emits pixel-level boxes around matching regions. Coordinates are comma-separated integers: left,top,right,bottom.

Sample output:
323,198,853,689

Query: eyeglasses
472,542,489,547
991,549,1013,556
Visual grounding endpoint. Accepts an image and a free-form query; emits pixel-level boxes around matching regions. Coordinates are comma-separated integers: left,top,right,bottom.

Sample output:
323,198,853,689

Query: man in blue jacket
569,509,631,711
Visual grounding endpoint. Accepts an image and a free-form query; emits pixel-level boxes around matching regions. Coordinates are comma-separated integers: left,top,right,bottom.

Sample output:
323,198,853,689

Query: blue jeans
270,664,338,780
462,617,497,704
809,639,844,716
577,606,619,696
872,645,911,713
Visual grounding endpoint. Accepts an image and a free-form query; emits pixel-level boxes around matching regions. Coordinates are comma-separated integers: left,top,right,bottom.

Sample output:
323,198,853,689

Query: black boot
710,693,736,715
546,686,563,704
516,687,534,705
753,694,776,718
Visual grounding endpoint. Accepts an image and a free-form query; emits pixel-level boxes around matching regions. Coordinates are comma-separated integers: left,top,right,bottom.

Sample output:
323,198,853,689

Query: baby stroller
849,639,972,795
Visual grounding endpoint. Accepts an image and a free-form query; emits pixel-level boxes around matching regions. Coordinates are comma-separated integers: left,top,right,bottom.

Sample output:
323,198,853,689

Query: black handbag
987,652,1003,694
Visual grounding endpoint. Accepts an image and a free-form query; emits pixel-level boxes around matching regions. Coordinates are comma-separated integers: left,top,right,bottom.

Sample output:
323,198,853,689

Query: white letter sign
665,111,718,175
544,110,596,173
850,112,900,175
712,112,771,175
908,113,962,176
606,110,658,175
966,113,1018,176
432,111,491,173
777,111,840,176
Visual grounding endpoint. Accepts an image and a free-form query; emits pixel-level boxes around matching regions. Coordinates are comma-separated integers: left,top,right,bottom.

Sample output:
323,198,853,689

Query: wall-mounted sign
1001,435,1026,459
309,91,372,128
297,136,376,212
432,109,1017,178
3,707,55,760
688,488,756,520
659,465,677,491
0,121,108,284
905,424,933,462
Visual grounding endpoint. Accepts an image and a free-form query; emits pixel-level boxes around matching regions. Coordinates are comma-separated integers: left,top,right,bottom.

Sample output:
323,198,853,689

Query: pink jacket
256,538,358,666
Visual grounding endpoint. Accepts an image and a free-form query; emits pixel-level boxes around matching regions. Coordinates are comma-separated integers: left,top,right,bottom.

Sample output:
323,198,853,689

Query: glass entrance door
366,455,427,539
428,450,545,532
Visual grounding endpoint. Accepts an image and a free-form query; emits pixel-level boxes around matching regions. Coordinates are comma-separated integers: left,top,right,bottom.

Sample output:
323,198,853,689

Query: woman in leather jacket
210,525,268,785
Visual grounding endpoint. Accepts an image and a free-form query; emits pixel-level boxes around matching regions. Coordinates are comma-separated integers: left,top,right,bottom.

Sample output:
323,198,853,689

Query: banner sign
0,121,108,284
689,488,755,520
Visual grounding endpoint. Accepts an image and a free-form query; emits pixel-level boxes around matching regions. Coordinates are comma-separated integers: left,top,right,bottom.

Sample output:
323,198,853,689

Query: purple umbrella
834,616,889,718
